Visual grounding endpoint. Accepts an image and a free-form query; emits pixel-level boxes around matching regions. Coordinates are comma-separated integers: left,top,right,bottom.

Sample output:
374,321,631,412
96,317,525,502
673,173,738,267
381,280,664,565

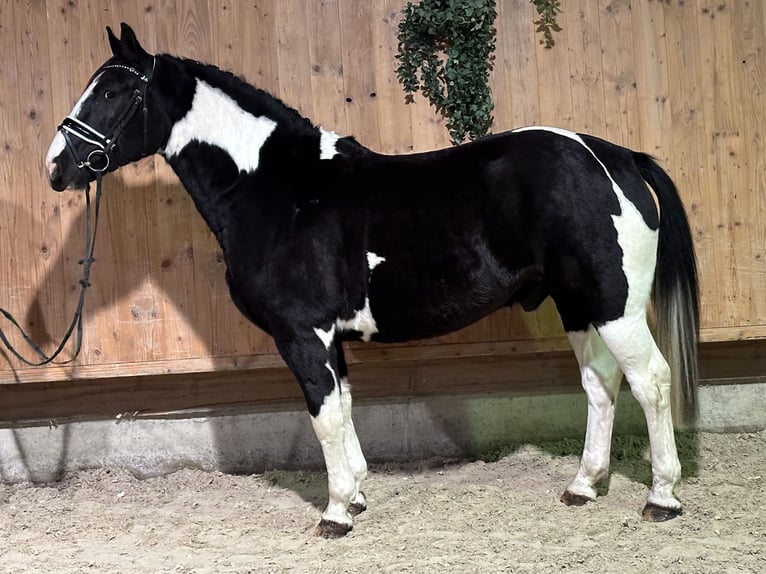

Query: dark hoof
314,519,353,539
560,490,593,507
642,502,682,522
348,501,367,516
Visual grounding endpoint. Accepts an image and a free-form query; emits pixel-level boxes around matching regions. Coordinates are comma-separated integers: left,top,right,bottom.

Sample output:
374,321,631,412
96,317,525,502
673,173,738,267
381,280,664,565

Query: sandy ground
0,430,763,574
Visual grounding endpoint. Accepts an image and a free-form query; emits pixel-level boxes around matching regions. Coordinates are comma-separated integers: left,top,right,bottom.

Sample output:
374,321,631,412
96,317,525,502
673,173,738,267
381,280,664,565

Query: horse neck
157,56,323,239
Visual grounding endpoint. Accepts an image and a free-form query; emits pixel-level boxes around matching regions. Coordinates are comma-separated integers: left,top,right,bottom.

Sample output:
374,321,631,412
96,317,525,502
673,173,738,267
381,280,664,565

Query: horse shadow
477,428,701,493
2,172,700,503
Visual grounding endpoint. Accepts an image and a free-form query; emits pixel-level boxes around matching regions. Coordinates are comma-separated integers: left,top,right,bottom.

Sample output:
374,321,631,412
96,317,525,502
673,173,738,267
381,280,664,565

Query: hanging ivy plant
396,0,498,145
531,0,563,49
395,0,563,145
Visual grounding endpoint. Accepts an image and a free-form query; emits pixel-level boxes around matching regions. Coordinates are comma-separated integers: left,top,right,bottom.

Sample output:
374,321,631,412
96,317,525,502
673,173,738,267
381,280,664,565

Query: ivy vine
395,0,563,145
531,0,563,49
396,0,498,145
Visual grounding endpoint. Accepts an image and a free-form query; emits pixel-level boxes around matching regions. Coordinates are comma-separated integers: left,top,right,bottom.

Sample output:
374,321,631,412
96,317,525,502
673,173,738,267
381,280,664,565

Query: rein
0,60,153,368
0,173,103,366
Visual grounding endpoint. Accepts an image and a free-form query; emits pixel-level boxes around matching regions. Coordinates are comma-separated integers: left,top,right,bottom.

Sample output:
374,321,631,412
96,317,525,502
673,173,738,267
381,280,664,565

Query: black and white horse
46,24,699,537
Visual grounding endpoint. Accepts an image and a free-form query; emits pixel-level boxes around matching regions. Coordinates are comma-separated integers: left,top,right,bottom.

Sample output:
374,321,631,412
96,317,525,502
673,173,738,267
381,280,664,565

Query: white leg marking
313,324,336,350
565,326,623,500
340,376,368,508
366,251,386,272
336,297,378,342
319,128,340,160
163,79,277,173
598,316,681,510
311,363,355,526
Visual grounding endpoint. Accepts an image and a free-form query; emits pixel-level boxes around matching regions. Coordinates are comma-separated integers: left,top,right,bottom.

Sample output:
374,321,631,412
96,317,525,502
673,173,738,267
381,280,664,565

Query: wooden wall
0,1,764,405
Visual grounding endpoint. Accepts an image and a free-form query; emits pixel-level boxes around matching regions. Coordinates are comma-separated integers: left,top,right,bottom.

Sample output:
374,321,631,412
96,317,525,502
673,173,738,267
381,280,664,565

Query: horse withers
45,23,699,538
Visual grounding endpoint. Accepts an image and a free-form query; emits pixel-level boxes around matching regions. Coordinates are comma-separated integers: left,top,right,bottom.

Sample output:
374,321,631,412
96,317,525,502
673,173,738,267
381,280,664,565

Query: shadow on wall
0,172,700,499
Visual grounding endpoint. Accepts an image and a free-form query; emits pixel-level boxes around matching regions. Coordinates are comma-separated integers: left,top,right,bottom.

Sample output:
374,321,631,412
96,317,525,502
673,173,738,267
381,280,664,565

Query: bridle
58,59,155,173
0,59,155,369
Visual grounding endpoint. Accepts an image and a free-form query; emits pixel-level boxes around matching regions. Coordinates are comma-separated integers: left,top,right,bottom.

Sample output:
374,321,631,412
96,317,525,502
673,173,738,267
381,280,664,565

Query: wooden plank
729,0,766,327
596,0,638,147
307,0,348,134
631,0,671,159
370,0,414,154
338,0,383,150
2,339,765,423
275,1,315,120
533,0,573,128
564,0,606,136
11,0,73,366
662,0,718,330
492,0,540,131
696,0,744,329
137,0,206,362
242,0,281,94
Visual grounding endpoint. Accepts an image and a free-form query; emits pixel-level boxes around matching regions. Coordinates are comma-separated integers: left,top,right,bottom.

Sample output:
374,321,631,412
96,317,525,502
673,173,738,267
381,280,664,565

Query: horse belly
364,262,530,343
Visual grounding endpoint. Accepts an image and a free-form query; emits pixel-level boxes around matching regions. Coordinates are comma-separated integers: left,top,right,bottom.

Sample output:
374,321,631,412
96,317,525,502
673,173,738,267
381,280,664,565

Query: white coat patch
336,297,378,342
313,324,336,350
320,129,339,160
366,252,386,272
513,126,658,315
163,79,277,173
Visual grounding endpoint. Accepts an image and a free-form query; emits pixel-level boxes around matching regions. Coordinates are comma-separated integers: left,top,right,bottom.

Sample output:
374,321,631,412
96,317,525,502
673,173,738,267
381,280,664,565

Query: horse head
46,23,163,191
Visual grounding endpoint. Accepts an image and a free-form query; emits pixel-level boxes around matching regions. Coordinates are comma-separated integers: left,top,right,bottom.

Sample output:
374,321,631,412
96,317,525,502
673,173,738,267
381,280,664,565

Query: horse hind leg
561,324,623,506
597,314,683,521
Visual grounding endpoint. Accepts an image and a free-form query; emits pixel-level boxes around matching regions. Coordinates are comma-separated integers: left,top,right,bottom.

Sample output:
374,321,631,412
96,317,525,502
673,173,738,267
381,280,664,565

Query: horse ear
118,22,150,63
107,25,122,57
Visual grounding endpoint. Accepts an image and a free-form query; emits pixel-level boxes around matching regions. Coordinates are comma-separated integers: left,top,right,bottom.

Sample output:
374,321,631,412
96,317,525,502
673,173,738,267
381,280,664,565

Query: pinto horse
45,24,699,537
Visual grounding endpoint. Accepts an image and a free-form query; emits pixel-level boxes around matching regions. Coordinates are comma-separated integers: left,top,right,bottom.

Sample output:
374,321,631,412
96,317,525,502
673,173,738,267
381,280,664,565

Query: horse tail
634,152,700,427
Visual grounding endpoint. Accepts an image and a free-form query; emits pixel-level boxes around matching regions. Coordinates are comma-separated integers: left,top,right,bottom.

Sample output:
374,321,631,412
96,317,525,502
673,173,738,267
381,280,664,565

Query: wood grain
0,1,762,398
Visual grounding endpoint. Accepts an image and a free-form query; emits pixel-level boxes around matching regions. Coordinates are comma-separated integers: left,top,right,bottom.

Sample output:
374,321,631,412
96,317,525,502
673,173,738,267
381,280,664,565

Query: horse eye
104,90,115,100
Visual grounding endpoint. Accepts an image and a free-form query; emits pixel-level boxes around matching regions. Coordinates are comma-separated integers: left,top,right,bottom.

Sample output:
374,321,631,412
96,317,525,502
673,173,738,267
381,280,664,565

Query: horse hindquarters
552,150,697,520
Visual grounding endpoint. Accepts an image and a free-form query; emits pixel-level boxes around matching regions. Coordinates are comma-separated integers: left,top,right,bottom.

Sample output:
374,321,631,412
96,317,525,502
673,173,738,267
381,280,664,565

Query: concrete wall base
1,381,764,484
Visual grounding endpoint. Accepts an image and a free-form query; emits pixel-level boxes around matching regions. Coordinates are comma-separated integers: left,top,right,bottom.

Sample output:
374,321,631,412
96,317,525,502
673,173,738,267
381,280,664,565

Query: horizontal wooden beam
1,340,764,425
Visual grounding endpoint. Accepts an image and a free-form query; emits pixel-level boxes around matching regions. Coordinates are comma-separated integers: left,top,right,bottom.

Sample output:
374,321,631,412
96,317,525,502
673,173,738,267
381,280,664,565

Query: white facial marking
163,79,277,173
46,73,104,173
313,324,336,350
45,133,67,175
319,129,339,160
513,126,658,315
311,364,355,526
366,251,386,272
336,297,378,342
71,73,104,118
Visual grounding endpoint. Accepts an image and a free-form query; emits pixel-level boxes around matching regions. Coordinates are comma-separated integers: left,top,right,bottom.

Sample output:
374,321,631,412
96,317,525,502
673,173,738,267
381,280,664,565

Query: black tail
634,153,699,427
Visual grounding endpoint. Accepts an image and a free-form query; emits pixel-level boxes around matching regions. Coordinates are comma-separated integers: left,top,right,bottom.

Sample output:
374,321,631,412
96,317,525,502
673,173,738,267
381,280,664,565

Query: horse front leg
335,339,368,516
276,329,358,538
